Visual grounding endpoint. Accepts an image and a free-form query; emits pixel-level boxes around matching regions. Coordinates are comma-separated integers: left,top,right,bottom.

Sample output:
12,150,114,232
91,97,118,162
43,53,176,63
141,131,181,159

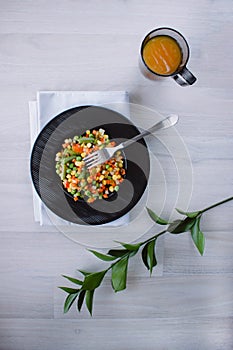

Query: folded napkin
29,90,130,226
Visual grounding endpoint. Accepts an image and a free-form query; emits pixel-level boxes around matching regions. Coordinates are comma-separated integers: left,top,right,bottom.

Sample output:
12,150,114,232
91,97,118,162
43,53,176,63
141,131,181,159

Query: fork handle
118,114,179,149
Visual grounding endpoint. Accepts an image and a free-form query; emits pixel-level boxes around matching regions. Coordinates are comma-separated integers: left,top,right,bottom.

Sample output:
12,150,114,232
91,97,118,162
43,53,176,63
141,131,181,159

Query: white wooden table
0,1,233,349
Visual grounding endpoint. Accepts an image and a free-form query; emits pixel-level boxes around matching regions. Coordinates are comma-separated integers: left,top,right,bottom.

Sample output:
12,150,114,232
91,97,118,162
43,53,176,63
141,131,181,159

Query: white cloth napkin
29,90,130,226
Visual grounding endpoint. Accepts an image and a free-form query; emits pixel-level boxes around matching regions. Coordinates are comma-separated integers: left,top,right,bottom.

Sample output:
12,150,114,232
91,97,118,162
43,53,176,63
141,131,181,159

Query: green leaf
142,240,157,275
62,275,83,286
107,249,129,257
146,208,169,225
176,208,200,218
168,217,196,234
129,250,139,258
77,290,86,312
64,293,79,313
82,270,107,291
111,256,129,292
115,241,141,251
59,286,80,294
86,290,94,316
78,270,92,276
191,216,205,256
88,249,118,261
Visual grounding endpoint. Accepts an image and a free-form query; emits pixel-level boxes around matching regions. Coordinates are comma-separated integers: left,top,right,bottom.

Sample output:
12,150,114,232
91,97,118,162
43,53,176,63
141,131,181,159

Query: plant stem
140,230,167,246
201,196,233,213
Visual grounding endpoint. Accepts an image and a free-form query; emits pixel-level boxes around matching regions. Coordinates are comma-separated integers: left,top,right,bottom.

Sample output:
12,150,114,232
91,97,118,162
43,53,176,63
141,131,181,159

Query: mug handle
173,67,197,86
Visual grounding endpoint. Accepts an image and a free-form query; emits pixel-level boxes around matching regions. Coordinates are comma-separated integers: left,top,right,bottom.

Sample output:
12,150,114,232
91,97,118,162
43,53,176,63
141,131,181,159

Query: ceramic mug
139,27,197,86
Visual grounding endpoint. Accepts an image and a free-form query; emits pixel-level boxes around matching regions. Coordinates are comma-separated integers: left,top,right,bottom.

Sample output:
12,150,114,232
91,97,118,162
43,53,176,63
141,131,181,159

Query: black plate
30,106,150,225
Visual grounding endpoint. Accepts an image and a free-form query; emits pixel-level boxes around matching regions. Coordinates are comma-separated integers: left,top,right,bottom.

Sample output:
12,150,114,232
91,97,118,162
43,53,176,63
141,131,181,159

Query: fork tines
83,151,100,169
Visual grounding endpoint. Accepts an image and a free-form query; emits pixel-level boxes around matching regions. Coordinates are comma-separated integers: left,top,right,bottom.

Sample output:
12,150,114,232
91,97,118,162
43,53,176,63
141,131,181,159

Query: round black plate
30,106,150,225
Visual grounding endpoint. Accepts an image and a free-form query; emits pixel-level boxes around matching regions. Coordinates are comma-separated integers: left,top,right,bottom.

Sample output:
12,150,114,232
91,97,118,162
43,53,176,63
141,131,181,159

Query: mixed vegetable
55,128,125,203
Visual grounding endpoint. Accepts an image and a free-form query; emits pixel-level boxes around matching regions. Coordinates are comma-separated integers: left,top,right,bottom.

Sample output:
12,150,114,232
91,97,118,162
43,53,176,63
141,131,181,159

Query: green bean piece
62,155,76,164
63,148,76,156
78,137,95,144
61,164,67,180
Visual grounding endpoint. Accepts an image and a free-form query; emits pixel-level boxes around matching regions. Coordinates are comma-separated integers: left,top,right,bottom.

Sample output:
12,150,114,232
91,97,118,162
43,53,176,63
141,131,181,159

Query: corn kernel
81,152,86,158
99,128,105,135
109,186,114,192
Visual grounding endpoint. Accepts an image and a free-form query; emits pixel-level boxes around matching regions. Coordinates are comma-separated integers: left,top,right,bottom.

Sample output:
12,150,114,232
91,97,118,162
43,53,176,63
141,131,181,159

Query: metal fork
84,114,179,169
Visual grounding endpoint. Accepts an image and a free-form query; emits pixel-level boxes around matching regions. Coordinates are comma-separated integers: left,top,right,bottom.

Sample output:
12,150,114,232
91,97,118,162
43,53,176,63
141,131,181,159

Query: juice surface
143,35,182,75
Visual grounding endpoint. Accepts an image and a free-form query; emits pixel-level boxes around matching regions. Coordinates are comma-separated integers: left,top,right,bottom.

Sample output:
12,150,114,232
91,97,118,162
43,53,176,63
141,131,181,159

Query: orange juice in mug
140,28,197,86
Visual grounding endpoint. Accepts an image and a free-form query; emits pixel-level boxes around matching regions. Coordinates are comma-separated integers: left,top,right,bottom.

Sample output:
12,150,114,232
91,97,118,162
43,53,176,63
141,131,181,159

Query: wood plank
0,317,232,350
1,0,232,36
54,275,233,319
164,230,233,274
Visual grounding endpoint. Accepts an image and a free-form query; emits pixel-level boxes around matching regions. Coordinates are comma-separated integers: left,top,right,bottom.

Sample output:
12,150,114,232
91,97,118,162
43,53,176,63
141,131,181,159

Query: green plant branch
139,230,167,246
200,196,233,213
59,195,233,315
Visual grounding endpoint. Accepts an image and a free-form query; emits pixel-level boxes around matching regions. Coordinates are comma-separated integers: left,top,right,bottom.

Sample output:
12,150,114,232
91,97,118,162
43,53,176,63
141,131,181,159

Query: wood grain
0,317,232,350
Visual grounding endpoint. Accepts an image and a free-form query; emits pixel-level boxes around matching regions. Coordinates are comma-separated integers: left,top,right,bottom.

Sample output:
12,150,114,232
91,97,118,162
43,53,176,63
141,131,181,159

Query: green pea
76,156,82,161
105,164,110,169
115,186,119,191
66,169,71,174
69,163,74,169
71,190,76,195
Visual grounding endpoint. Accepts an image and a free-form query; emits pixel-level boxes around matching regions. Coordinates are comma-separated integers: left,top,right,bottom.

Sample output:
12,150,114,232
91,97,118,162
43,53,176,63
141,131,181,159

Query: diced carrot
72,144,83,154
